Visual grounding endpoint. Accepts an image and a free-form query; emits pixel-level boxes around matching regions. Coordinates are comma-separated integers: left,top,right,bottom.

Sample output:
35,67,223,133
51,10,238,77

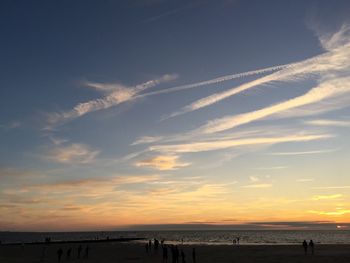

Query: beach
1,242,349,263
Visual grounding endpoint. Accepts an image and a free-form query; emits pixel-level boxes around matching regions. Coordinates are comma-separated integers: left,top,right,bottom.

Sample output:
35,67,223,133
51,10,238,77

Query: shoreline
1,242,349,262
0,237,146,246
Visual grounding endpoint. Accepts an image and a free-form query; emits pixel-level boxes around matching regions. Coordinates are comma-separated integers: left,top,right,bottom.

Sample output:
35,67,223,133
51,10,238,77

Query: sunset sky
1,0,350,231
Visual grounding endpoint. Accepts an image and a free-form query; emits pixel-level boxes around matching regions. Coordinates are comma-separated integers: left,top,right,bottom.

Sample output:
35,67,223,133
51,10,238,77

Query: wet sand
1,242,349,263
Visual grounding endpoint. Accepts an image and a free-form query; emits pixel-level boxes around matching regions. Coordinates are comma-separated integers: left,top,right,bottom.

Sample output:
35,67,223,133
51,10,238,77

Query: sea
0,230,349,245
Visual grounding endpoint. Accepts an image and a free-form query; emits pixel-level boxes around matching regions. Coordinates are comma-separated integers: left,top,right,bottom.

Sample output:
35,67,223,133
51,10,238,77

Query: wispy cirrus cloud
242,183,273,189
0,121,21,130
164,25,350,121
312,186,350,190
46,74,177,128
131,136,164,145
149,133,331,154
46,143,100,164
195,76,350,134
312,194,343,201
268,148,338,156
253,166,287,170
296,178,314,182
33,174,162,191
305,119,350,127
308,209,350,216
135,155,191,170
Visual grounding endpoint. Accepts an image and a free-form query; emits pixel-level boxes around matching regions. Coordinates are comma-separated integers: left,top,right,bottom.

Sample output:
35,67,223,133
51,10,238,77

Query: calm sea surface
0,230,349,245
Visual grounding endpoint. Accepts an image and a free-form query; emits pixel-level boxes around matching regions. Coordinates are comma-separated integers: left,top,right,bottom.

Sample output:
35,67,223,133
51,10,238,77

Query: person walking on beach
154,238,159,253
175,246,179,263
57,248,63,262
302,240,308,255
181,249,186,263
84,245,90,259
77,245,82,259
149,240,152,254
66,248,72,260
171,245,175,263
145,242,149,254
40,246,46,262
162,245,168,263
192,248,196,263
309,240,315,255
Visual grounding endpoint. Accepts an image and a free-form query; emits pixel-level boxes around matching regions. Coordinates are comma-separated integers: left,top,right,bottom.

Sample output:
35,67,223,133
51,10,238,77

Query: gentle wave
1,230,349,245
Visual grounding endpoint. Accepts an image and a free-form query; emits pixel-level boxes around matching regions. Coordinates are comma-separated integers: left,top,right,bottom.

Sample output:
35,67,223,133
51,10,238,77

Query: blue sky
1,0,350,230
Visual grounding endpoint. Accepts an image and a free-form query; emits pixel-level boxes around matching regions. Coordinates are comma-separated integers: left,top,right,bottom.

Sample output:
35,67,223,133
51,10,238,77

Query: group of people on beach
232,236,240,245
56,245,90,262
302,240,315,255
145,239,196,263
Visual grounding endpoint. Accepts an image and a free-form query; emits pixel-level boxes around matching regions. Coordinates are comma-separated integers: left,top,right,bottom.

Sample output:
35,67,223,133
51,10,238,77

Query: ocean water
0,230,349,245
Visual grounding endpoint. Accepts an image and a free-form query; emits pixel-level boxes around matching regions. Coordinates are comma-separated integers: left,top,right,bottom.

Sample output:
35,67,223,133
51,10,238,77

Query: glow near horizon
1,3,350,231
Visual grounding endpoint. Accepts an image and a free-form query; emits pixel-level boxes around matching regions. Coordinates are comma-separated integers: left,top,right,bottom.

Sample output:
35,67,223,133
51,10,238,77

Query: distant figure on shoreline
302,240,308,255
57,248,63,262
154,238,160,253
233,237,240,245
309,240,315,255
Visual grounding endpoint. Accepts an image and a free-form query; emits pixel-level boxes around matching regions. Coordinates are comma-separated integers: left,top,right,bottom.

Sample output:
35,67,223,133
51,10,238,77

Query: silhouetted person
309,240,314,255
40,246,46,262
192,248,196,263
181,249,186,263
57,248,63,262
236,237,240,245
171,245,177,263
148,240,152,253
84,246,90,259
77,245,82,259
162,245,168,263
154,238,159,253
175,246,179,263
302,240,308,255
66,248,72,260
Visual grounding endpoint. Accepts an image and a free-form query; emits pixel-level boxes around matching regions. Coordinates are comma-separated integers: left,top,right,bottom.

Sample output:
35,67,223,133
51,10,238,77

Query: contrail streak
163,25,350,120
137,63,294,98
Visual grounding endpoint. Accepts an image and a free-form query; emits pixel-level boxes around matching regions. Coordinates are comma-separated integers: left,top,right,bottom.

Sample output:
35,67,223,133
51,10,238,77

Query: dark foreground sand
1,242,349,263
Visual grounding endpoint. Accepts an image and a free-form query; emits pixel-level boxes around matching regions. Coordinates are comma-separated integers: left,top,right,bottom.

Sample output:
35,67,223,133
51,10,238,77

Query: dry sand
1,242,349,263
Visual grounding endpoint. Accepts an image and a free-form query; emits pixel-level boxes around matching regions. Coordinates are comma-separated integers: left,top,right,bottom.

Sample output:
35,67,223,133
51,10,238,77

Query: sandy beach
1,242,349,263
